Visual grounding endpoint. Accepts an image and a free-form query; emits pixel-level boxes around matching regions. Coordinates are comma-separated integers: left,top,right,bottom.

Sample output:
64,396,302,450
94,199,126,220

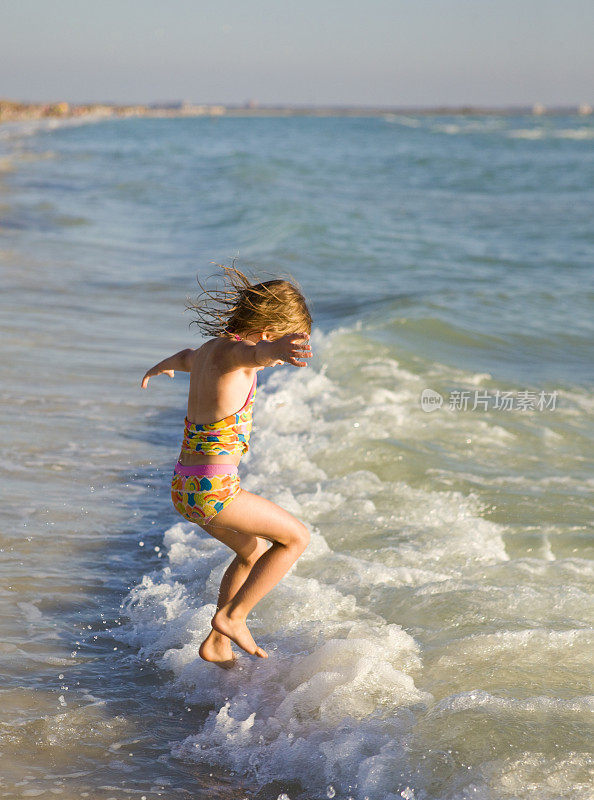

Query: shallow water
0,113,592,799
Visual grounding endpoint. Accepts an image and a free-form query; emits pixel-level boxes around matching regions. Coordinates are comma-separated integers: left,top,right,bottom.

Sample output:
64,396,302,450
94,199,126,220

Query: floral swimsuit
171,361,257,526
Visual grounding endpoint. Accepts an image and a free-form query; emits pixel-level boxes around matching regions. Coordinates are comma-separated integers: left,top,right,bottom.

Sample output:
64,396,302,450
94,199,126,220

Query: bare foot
198,629,238,670
211,607,268,658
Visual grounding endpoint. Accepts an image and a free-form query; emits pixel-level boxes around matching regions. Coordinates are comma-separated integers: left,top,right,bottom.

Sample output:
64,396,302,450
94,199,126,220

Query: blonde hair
186,260,312,340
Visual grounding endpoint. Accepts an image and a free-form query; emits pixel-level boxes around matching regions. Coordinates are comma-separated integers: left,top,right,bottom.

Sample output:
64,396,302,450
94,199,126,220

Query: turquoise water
0,113,592,799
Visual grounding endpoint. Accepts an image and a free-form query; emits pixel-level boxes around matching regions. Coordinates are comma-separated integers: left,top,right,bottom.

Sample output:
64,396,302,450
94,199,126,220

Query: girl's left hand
141,368,175,388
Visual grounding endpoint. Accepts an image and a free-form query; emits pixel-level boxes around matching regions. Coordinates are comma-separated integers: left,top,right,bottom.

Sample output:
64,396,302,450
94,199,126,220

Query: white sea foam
553,127,594,139
116,327,545,797
423,120,507,137
507,129,546,139
0,114,109,143
506,125,593,141
113,323,593,797
120,521,430,795
384,115,422,128
466,753,594,800
431,628,594,671
427,690,594,718
426,469,594,493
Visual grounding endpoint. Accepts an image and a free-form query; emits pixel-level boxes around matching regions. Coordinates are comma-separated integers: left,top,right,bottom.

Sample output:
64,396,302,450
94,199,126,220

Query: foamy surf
114,325,591,799
119,520,431,797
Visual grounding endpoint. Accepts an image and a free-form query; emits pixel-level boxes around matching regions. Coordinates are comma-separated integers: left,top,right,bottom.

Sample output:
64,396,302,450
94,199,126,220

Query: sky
1,0,592,107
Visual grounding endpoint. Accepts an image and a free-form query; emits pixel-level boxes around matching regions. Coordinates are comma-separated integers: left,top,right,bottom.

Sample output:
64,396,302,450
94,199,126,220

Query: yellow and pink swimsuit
171,363,257,526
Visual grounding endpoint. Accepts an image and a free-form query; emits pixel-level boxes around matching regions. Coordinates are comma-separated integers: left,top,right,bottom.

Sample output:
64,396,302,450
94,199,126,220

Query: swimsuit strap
238,371,257,412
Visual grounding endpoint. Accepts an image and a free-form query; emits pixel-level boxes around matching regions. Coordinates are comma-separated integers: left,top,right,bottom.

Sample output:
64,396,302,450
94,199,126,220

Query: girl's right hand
269,332,312,367
141,367,175,388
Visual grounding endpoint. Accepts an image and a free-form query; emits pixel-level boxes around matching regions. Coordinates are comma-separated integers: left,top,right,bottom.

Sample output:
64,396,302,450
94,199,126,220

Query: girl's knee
291,523,310,553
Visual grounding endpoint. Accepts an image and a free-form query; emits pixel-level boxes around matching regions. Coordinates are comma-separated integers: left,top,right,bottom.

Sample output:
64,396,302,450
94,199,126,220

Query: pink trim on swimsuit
174,461,238,477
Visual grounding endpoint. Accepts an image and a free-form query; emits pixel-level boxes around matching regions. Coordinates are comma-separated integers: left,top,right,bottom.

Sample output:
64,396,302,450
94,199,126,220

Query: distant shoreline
1,98,592,124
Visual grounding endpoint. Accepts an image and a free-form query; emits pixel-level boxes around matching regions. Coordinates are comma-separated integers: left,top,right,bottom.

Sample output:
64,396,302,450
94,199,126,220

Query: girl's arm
226,333,312,370
141,348,194,388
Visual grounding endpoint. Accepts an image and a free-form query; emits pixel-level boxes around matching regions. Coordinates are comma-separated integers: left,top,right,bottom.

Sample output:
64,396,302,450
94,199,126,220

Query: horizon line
2,97,593,110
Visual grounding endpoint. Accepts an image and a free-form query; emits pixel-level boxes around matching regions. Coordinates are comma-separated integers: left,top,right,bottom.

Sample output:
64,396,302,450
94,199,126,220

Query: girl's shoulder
191,336,240,372
200,336,235,357
203,335,232,347
193,336,229,354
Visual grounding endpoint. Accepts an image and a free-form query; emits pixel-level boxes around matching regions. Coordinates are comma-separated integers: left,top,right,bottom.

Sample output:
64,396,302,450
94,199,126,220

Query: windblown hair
186,261,312,341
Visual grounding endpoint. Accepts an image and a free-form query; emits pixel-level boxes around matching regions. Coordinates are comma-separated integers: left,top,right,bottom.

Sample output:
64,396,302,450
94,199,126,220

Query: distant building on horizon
149,100,189,109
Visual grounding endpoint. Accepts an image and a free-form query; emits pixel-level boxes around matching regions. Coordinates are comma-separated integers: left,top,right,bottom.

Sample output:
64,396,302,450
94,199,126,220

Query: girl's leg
198,535,269,667
200,488,310,658
216,540,270,612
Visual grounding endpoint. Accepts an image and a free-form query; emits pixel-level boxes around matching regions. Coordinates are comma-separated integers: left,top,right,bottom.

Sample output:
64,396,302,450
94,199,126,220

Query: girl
141,265,313,668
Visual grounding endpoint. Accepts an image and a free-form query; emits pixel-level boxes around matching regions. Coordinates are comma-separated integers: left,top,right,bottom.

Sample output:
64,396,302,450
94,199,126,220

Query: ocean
0,112,592,800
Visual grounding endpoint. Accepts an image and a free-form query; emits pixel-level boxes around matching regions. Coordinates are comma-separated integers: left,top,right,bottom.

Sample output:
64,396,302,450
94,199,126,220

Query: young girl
141,265,313,668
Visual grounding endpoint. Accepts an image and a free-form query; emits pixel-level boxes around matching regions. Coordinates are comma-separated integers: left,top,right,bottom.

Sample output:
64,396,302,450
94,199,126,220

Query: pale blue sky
2,0,592,106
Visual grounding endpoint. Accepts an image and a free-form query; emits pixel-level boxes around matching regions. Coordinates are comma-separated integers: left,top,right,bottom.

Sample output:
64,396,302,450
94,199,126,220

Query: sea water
0,113,592,799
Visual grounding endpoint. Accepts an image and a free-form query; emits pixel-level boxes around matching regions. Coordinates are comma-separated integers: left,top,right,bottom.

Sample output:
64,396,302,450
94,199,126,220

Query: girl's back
186,338,259,426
